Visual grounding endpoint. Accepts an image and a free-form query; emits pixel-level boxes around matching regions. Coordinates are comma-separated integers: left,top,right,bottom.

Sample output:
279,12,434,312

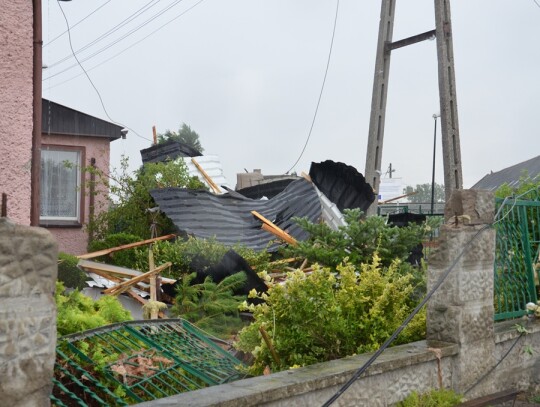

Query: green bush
135,237,271,279
87,232,145,269
57,252,87,290
282,209,427,269
397,389,463,407
88,156,206,240
235,254,426,375
170,272,247,338
55,281,132,336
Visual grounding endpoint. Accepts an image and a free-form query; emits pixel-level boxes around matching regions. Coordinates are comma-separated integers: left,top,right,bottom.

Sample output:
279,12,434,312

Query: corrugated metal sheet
309,160,375,213
182,155,232,193
42,99,123,140
472,155,540,191
150,179,322,251
314,185,347,230
236,178,297,199
140,139,202,164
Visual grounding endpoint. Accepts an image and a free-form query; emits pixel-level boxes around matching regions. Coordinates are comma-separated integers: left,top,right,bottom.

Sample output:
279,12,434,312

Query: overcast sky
42,0,540,190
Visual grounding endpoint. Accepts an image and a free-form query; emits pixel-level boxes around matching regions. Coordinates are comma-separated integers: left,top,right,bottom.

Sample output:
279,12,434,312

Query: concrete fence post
427,190,496,398
0,218,58,406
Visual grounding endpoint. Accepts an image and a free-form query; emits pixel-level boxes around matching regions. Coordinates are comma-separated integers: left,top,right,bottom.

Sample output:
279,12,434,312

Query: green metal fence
51,319,245,406
494,195,540,321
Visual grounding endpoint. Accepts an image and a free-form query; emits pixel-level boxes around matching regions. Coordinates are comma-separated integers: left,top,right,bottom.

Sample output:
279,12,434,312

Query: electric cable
533,0,540,9
322,223,492,406
463,321,529,395
47,0,160,69
45,0,188,81
44,0,112,48
284,0,340,175
56,0,151,143
45,0,208,90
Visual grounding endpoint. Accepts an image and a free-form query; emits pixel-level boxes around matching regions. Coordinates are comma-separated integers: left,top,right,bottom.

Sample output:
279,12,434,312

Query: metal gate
494,194,540,321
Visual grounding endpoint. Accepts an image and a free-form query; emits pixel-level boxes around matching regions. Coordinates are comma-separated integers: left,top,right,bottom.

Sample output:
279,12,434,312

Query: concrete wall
0,0,34,225
140,340,458,407
41,133,111,255
0,218,58,406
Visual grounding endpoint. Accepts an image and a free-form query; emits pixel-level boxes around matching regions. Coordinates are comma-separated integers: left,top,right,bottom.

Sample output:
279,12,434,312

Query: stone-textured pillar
427,190,496,397
0,218,58,406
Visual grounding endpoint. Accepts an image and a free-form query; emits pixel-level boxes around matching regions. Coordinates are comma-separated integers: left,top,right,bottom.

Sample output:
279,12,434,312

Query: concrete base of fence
138,340,459,407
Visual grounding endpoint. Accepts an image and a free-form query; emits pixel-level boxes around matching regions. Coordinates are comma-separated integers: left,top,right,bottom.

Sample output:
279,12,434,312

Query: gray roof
150,179,322,251
472,155,540,191
42,99,123,140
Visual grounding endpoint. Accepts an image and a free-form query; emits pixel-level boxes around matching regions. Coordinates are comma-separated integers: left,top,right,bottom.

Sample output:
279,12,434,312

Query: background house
41,99,124,255
472,154,540,191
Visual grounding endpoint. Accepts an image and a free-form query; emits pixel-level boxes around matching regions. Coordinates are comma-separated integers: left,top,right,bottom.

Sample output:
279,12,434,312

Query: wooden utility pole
364,0,463,215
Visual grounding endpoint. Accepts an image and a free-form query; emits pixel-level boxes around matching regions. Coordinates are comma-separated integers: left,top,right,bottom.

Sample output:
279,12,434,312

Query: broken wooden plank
77,234,176,260
104,262,172,296
191,157,221,194
251,210,298,246
261,223,298,246
77,259,176,284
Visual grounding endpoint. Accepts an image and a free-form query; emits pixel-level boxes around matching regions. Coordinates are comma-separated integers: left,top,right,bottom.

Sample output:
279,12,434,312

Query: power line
285,0,340,175
44,0,112,48
45,0,208,90
321,223,492,406
56,0,152,143
47,0,161,69
533,0,540,9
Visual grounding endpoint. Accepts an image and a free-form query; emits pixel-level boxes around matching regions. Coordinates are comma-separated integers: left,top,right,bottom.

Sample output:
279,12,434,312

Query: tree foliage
403,183,445,203
282,209,426,269
170,272,247,338
55,282,132,336
157,123,204,153
87,155,206,242
495,171,540,200
235,255,426,375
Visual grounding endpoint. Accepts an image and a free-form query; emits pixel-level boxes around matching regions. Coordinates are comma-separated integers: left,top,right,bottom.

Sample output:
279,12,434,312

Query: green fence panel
494,196,540,321
52,319,245,406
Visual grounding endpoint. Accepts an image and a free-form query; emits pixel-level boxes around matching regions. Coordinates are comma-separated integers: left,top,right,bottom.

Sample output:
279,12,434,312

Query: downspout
31,0,42,226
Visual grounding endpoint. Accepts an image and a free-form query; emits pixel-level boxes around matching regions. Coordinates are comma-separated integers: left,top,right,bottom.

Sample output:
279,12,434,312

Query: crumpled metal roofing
150,179,322,251
310,160,375,213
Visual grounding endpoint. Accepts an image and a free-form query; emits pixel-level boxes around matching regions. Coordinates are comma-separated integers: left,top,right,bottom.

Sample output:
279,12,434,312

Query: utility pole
364,0,463,216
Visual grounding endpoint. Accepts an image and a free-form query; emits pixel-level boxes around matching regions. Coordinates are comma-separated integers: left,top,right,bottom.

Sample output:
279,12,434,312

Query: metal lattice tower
364,0,463,215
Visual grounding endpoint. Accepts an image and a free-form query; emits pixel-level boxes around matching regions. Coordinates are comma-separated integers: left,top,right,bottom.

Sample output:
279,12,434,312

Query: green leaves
55,282,132,336
170,272,247,338
235,255,426,375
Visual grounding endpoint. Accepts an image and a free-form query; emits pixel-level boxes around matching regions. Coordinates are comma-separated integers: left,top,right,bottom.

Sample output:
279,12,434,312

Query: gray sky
42,0,540,190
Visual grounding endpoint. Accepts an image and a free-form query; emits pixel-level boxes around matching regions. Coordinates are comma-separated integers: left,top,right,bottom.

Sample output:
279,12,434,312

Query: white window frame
40,146,84,225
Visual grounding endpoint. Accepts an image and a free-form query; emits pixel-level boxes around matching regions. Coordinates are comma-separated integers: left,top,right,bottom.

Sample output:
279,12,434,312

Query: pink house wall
41,134,111,255
0,0,34,225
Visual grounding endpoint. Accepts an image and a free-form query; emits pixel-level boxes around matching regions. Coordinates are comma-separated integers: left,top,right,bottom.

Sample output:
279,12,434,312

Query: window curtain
40,150,80,219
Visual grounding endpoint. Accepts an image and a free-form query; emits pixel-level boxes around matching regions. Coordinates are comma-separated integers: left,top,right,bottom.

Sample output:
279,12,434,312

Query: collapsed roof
150,178,321,251
309,160,375,213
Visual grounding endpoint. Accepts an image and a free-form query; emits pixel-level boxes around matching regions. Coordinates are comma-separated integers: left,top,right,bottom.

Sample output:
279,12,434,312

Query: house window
40,146,84,226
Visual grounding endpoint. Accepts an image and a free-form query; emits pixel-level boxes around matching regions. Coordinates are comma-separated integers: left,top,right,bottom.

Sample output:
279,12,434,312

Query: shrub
170,272,247,338
57,252,88,290
87,156,206,240
55,281,132,336
87,232,145,269
235,254,426,375
282,209,427,269
397,389,463,407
